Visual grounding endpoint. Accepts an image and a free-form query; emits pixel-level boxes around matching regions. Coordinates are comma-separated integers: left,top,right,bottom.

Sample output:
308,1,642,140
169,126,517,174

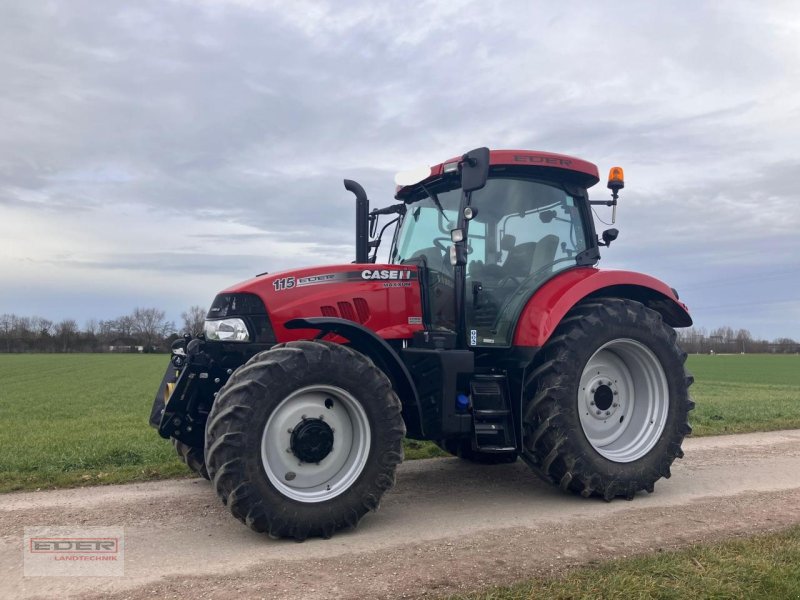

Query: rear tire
205,341,405,540
172,438,209,480
522,298,694,500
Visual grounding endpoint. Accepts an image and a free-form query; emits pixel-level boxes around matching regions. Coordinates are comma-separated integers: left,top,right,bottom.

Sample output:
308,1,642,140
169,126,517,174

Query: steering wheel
433,237,449,253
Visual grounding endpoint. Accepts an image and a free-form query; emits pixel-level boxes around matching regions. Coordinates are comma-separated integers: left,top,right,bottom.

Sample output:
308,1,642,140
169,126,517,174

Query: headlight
204,318,250,342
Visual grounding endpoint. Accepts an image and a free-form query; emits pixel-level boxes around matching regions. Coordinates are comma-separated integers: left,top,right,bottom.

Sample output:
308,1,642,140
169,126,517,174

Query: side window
500,195,585,275
467,220,486,264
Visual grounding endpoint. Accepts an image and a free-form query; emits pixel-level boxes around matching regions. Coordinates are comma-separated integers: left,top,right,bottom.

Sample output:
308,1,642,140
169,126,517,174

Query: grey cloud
1,1,798,338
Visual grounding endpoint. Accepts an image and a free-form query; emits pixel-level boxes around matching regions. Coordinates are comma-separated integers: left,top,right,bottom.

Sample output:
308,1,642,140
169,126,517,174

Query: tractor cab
390,149,601,348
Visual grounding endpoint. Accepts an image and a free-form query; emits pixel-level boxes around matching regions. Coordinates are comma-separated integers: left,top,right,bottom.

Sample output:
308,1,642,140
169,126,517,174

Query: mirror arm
370,203,406,217
368,216,401,263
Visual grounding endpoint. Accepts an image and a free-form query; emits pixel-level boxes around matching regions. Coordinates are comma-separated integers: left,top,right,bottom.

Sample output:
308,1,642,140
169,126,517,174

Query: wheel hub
594,384,614,410
290,418,334,463
582,376,621,421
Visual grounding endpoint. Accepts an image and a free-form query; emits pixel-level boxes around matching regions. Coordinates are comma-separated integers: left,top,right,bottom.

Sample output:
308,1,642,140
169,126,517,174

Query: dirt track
3,429,800,599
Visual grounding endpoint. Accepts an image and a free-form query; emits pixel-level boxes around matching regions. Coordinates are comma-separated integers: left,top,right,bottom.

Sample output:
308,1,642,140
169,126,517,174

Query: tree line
0,310,796,354
0,306,206,353
677,326,799,354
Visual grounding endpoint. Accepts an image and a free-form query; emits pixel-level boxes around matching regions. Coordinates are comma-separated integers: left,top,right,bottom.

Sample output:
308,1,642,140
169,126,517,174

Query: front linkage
149,336,268,449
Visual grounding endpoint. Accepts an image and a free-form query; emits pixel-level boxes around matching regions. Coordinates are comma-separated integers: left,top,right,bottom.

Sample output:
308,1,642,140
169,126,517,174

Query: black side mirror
460,147,490,193
601,228,619,247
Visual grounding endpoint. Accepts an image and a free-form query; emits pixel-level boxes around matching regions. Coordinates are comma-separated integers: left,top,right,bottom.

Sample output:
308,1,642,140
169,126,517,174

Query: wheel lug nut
613,391,619,395
605,411,611,416
590,401,595,406
612,403,618,408
287,428,293,434
596,410,602,415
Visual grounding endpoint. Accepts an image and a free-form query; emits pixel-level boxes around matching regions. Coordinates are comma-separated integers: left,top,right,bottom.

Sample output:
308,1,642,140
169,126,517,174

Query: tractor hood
212,263,425,343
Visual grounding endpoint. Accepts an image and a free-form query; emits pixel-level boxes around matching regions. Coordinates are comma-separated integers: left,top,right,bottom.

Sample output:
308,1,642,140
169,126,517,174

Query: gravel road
3,429,800,599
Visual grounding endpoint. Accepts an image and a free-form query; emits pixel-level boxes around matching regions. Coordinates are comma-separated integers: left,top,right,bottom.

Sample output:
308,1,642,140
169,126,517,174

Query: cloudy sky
1,1,798,339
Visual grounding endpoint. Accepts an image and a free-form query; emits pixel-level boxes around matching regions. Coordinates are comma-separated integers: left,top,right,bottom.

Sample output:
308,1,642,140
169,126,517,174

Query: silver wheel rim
578,338,669,463
261,385,371,503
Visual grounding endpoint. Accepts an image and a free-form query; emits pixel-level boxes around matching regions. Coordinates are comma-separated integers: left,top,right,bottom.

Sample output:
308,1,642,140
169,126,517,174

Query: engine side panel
220,264,425,342
513,267,692,347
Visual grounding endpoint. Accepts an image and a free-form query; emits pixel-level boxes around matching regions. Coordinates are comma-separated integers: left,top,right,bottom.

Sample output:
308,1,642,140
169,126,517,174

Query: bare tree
773,337,799,353
0,314,13,352
85,319,98,336
735,328,752,353
115,315,135,338
55,319,78,352
130,307,174,351
181,305,207,337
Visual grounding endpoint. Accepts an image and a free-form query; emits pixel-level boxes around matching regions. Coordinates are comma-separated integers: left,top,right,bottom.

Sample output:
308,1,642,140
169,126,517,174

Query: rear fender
513,268,692,347
285,317,424,438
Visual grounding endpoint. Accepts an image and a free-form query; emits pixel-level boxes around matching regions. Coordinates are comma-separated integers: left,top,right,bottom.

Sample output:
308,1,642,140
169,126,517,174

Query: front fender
513,268,692,347
285,317,424,437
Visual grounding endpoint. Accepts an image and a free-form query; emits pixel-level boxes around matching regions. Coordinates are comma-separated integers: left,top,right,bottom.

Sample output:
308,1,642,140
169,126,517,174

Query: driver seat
530,234,559,275
501,234,537,279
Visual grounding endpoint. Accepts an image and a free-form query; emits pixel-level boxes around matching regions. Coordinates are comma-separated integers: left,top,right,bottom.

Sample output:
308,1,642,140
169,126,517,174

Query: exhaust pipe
344,179,369,263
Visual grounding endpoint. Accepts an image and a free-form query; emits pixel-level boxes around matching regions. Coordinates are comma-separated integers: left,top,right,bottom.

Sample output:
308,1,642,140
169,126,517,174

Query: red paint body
396,149,600,198
222,263,689,349
221,264,425,342
512,267,689,347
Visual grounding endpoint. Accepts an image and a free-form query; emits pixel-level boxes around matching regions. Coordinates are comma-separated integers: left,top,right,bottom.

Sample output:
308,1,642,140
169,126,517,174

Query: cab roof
395,149,600,201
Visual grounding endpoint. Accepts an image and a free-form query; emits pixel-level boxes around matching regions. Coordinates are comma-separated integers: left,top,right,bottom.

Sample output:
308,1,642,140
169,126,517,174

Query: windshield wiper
421,183,449,223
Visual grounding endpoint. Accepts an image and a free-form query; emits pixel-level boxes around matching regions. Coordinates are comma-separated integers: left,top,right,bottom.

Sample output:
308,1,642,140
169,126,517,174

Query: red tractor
150,148,694,541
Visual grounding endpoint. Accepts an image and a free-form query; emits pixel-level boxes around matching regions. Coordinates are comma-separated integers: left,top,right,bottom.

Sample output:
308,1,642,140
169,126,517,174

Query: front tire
172,438,209,480
205,341,405,540
522,298,694,500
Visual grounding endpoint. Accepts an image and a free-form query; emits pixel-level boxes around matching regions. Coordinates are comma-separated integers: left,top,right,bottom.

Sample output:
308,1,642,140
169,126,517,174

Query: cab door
465,179,590,347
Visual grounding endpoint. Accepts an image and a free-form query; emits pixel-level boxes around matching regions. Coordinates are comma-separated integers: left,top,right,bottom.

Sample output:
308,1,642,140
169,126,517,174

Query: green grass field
0,353,798,493
449,524,800,600
0,355,187,492
688,354,800,436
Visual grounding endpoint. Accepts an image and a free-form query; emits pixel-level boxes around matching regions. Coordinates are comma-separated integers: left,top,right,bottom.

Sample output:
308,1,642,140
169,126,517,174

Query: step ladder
470,375,517,453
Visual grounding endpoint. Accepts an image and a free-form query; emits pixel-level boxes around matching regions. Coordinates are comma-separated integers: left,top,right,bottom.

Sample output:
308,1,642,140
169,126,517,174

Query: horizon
2,2,799,340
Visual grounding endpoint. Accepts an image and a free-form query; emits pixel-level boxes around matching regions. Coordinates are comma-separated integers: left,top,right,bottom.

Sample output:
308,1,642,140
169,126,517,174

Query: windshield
393,188,460,268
